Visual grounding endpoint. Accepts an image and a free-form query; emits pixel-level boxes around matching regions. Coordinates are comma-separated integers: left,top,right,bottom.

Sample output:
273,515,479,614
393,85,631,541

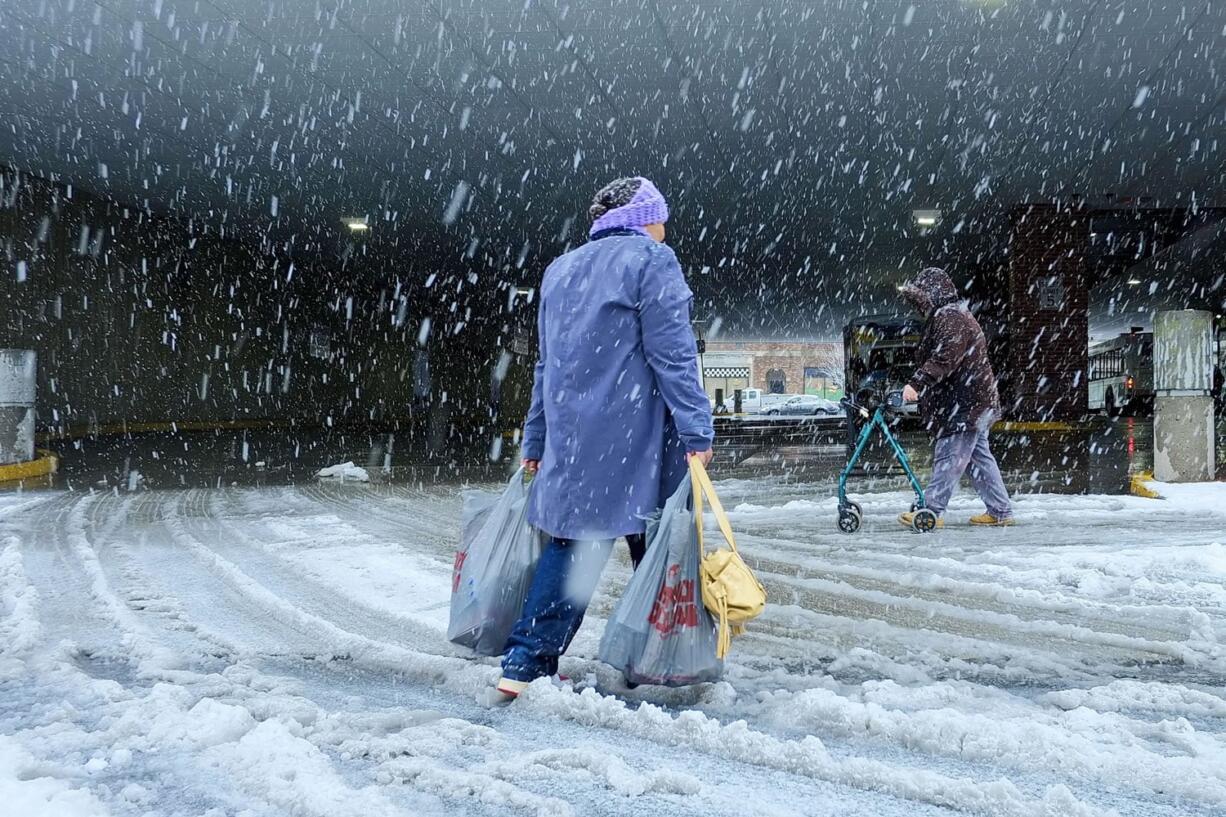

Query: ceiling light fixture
1126,279,1142,286
912,209,941,230
343,217,369,232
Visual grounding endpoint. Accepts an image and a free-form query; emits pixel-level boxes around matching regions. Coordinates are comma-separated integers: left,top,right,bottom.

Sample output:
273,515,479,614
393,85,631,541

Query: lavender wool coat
521,229,714,541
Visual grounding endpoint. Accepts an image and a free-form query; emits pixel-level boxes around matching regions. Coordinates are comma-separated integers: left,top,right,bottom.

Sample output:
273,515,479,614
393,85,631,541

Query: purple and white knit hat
589,177,669,237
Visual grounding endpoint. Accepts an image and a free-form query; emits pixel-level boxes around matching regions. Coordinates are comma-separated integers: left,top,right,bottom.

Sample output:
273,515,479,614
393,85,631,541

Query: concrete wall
1,168,517,434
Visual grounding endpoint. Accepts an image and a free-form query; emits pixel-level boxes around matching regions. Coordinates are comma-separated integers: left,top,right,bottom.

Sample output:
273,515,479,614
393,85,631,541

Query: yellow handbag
690,457,767,659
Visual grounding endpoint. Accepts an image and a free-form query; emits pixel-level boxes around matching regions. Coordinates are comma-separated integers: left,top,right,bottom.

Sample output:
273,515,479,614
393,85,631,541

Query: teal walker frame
837,398,938,534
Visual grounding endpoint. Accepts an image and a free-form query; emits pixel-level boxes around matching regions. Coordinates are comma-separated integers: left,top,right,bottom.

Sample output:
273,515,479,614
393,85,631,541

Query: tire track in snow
77,489,239,672
750,566,1201,668
744,541,1197,644
139,490,371,662
151,489,491,684
0,493,54,521
190,488,472,658
7,492,144,670
298,481,463,557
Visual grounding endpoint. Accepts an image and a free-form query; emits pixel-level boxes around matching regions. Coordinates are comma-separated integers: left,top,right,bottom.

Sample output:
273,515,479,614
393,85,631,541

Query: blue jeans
501,536,618,682
926,427,1012,519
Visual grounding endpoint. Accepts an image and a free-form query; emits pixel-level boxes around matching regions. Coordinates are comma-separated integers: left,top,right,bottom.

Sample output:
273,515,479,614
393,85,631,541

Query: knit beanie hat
588,177,669,237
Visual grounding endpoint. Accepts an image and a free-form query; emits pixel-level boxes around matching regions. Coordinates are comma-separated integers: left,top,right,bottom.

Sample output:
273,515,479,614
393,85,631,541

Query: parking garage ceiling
1,1,1223,332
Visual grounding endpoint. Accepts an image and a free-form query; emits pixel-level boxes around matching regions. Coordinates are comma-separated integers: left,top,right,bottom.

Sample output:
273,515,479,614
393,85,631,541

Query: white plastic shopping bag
598,474,724,687
448,469,543,655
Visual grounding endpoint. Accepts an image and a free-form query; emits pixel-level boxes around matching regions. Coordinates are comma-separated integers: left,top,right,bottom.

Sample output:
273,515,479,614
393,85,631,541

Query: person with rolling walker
897,267,1014,529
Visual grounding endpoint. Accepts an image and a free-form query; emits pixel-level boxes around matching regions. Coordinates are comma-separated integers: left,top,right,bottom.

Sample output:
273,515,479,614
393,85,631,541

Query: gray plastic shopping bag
598,474,724,687
448,469,543,656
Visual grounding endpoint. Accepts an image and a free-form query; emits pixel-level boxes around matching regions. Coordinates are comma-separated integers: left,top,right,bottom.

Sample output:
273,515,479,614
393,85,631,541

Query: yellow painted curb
37,418,285,442
0,450,59,483
993,421,1078,433
1129,470,1162,499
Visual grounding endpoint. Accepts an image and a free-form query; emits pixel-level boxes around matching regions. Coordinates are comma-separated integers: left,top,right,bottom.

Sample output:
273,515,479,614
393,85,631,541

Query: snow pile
1140,478,1226,514
204,719,416,817
0,534,40,666
480,747,702,799
0,737,111,817
316,462,370,482
1041,679,1226,718
516,682,1106,817
144,695,258,750
749,680,1226,806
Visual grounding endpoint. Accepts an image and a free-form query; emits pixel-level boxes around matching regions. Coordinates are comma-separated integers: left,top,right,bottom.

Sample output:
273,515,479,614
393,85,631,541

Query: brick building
701,340,843,403
1005,203,1091,421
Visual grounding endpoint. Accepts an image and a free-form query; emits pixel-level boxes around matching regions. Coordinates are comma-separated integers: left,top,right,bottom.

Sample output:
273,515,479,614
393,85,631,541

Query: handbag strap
689,457,738,555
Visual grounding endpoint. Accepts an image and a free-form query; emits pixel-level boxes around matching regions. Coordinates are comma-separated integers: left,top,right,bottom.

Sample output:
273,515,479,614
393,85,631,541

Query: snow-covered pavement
2,479,1225,817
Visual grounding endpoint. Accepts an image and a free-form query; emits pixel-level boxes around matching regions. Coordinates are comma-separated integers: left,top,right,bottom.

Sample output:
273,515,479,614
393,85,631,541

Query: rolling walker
837,395,938,534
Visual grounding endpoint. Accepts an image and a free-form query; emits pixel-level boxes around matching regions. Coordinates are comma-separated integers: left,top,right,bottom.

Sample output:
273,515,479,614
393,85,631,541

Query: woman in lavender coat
497,177,715,696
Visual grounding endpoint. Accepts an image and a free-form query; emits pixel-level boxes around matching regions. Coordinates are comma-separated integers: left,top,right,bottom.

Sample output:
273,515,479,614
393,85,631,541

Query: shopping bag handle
689,457,738,555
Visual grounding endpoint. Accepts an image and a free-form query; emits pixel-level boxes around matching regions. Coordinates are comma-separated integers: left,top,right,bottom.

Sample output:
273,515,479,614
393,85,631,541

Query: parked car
764,395,841,416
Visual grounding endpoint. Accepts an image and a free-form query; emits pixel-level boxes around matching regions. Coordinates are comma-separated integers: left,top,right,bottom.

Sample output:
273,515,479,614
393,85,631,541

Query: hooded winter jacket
901,268,1000,438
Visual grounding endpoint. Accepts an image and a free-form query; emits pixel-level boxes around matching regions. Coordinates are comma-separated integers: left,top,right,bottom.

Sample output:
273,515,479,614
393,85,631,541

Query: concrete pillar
0,350,37,465
1153,310,1215,482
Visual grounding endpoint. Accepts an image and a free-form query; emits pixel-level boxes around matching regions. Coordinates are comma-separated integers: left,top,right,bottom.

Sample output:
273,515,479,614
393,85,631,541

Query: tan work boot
969,513,1015,527
898,512,944,529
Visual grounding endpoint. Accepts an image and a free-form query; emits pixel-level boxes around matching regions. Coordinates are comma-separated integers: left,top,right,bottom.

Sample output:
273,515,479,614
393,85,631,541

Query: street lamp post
693,319,708,392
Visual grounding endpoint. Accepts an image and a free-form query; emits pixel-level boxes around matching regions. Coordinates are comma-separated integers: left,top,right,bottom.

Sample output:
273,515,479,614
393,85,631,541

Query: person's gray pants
925,427,1012,519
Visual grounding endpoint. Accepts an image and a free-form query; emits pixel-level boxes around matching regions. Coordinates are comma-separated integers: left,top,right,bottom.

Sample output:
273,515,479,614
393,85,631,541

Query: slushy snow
1,480,1224,816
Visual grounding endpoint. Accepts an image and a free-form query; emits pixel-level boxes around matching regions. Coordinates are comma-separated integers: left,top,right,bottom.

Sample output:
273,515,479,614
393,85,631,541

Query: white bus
1088,331,1153,415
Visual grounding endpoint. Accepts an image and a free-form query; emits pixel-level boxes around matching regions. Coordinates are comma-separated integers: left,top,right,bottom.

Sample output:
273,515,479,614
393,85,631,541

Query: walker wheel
847,501,862,518
838,508,862,534
912,508,938,533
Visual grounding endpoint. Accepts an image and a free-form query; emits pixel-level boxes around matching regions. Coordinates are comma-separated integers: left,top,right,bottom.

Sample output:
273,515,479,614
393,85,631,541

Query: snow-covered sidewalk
2,480,1225,816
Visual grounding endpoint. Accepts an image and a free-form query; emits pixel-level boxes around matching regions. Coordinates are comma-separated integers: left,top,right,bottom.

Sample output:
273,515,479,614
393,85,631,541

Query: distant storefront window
804,367,844,400
766,368,786,394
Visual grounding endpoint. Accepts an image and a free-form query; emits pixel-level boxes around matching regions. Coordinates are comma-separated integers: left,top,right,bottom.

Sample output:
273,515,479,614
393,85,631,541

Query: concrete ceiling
1,0,1223,332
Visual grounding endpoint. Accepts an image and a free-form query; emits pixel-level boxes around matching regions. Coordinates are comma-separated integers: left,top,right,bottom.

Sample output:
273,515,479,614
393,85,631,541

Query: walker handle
840,397,872,419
